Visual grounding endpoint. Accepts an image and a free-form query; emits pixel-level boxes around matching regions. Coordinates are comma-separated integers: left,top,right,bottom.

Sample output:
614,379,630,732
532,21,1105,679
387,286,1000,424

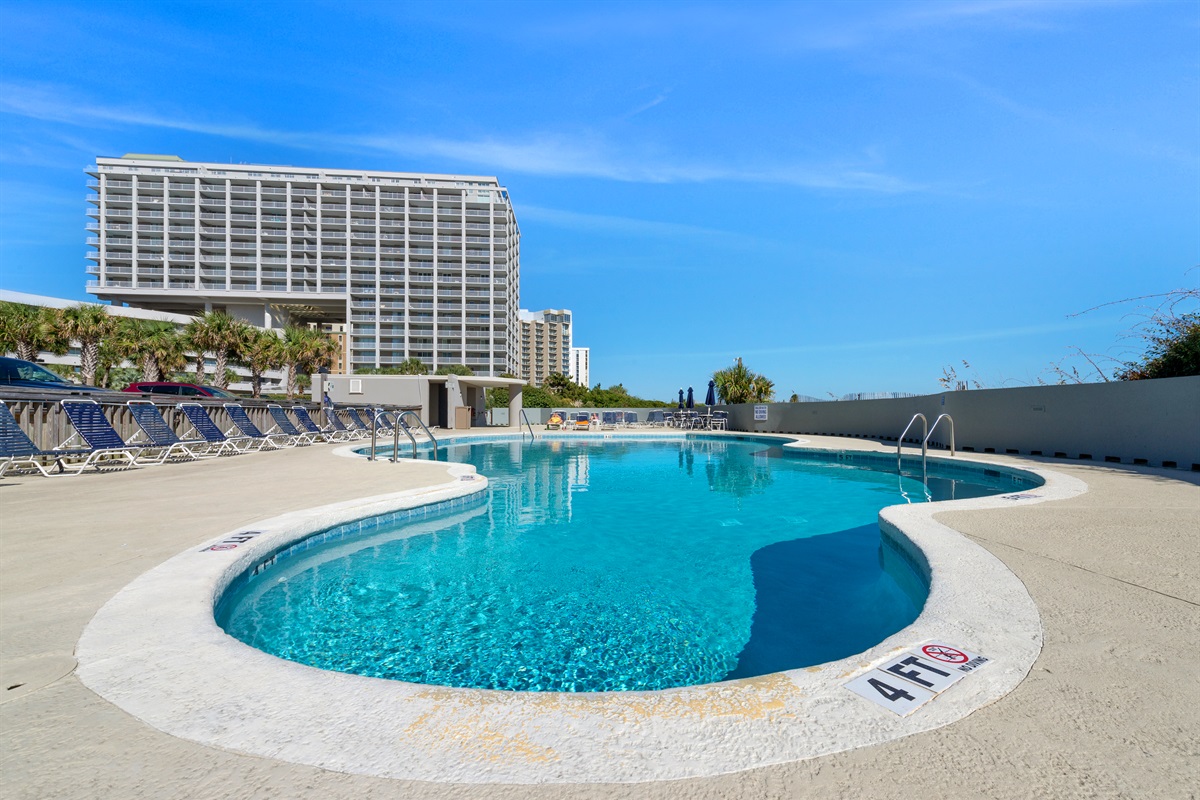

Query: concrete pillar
508,383,523,428
445,375,465,430
472,386,487,426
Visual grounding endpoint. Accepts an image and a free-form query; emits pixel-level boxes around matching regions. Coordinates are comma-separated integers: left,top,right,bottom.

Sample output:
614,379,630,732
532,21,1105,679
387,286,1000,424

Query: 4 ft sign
845,641,991,716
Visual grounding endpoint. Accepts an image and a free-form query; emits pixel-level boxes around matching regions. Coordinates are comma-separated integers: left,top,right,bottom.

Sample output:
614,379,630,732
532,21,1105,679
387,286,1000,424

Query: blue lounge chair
375,410,398,434
58,399,144,470
292,405,347,442
224,403,295,449
624,412,638,427
343,408,375,437
327,408,367,440
0,400,94,477
321,407,360,440
600,411,618,430
177,403,259,454
646,410,664,427
364,407,396,436
265,404,319,445
126,400,220,460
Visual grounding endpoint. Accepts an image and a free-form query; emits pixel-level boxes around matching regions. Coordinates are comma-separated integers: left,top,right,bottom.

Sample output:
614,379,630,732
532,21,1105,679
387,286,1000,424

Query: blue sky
0,0,1196,400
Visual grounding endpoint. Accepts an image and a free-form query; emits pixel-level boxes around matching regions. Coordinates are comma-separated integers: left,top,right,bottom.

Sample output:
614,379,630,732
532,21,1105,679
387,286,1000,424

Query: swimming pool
79,435,1075,783
216,436,1041,692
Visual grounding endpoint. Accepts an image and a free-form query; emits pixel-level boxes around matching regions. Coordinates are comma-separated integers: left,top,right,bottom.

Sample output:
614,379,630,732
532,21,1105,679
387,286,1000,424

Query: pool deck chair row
322,408,364,441
0,399,180,477
1,400,96,477
291,406,346,442
267,405,321,445
2,400,406,478
126,400,222,460
176,403,268,453
223,403,299,449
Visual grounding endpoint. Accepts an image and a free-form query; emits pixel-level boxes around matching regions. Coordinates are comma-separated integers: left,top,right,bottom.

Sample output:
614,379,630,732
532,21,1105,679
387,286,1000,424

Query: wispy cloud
622,93,668,119
944,71,1200,168
0,81,926,193
506,1,1127,54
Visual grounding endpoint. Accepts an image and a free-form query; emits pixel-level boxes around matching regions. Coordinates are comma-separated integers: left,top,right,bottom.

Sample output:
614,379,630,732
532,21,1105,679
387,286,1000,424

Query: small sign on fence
754,404,768,422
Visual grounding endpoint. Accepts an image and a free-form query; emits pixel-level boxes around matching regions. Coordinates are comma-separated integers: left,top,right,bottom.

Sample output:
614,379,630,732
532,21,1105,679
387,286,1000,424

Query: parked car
122,381,242,398
0,356,108,393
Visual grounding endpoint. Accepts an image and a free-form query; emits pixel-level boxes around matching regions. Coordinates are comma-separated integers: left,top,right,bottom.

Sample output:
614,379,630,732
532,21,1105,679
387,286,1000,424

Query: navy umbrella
686,386,694,409
704,379,716,407
678,388,685,410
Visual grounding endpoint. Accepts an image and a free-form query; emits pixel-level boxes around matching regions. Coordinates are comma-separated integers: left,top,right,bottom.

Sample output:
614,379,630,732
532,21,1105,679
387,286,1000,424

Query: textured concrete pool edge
73,435,1084,784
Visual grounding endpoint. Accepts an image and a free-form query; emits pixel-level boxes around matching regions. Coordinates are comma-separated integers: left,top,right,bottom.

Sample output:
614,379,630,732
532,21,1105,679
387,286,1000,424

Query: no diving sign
845,641,991,716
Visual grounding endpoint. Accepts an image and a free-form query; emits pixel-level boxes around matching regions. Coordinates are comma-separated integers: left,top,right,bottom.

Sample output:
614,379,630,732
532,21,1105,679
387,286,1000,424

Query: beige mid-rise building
517,308,571,387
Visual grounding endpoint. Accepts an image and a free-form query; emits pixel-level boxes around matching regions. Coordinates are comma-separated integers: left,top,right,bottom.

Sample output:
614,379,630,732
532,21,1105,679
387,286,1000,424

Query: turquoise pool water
217,438,1038,692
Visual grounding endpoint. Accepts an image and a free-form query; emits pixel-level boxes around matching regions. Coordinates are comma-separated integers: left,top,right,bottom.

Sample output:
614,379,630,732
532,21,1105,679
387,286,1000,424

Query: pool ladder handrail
519,408,536,443
924,413,955,458
897,413,928,473
367,409,420,461
367,409,413,461
397,410,438,459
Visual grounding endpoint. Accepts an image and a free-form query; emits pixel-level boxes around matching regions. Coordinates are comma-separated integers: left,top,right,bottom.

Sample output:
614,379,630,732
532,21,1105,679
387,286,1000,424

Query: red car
123,381,241,398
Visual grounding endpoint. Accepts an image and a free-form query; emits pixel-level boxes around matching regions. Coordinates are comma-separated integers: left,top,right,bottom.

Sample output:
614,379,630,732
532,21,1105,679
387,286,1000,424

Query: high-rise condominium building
86,155,520,376
569,346,590,388
517,308,571,387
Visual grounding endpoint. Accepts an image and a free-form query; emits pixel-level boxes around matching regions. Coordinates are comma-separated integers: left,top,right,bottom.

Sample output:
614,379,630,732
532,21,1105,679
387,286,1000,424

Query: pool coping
75,434,1087,784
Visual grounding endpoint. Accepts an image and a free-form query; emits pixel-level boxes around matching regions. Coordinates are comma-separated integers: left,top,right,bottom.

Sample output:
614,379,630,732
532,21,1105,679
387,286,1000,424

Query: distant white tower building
569,346,590,388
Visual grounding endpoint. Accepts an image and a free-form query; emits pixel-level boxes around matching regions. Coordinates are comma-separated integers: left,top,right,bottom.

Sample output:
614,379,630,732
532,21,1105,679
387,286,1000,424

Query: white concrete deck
1,431,1197,798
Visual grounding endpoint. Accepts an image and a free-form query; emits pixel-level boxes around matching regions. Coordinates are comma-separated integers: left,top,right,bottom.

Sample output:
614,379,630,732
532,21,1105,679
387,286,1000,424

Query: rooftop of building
91,155,506,189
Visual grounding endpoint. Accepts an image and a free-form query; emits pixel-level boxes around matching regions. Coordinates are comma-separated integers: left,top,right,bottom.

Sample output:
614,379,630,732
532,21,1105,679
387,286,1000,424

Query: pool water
217,439,1036,692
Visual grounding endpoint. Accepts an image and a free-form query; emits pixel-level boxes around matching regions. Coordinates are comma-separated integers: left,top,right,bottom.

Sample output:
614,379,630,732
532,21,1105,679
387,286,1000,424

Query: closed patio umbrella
704,380,716,407
678,388,685,410
686,387,694,409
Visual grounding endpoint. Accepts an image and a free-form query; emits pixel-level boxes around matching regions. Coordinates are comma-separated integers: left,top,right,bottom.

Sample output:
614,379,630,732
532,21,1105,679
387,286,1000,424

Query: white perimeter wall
723,376,1199,470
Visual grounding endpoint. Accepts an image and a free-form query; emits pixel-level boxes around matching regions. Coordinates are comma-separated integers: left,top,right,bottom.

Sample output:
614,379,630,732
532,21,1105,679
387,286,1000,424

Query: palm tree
278,326,340,400
109,318,173,381
57,304,116,386
397,357,429,375
712,358,775,404
0,302,67,361
141,321,188,381
238,328,284,398
185,311,242,387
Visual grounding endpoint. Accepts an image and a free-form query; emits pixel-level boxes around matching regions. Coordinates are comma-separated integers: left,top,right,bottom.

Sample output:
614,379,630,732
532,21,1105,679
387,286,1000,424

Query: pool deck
1,431,1197,799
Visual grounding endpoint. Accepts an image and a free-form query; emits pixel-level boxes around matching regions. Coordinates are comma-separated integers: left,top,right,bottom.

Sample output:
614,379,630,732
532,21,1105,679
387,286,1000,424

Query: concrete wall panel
725,376,1199,469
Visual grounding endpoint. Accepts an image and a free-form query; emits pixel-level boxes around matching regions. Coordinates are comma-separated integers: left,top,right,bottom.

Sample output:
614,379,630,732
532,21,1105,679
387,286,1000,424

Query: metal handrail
519,408,535,443
398,410,437,458
368,409,379,461
897,413,928,472
924,414,955,457
391,412,419,461
367,409,396,461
